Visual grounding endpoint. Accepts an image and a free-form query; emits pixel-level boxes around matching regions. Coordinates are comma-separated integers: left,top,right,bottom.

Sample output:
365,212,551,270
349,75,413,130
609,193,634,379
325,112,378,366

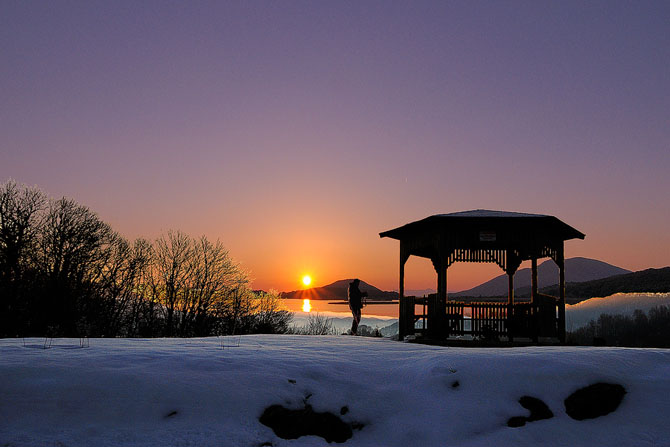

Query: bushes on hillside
567,305,670,347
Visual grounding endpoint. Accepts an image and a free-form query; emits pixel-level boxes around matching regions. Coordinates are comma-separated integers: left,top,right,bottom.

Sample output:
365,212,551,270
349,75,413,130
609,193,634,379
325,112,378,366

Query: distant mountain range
281,258,670,302
452,257,630,298
542,267,670,303
404,288,437,297
281,279,397,301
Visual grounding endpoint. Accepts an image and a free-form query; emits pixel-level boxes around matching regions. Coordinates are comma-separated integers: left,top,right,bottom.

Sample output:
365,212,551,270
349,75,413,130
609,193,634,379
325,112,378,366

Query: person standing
348,278,367,335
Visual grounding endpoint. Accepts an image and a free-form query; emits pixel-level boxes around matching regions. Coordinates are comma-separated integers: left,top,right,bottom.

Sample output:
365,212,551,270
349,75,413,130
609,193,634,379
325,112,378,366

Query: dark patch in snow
164,410,178,418
351,421,365,431
520,396,554,421
564,383,626,420
451,380,460,389
507,416,527,428
340,406,349,415
259,404,357,443
507,396,553,427
302,393,312,405
288,379,296,384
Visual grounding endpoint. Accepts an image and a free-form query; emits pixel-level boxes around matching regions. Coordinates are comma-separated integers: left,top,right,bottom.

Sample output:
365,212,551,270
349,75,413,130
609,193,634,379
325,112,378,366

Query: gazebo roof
379,209,584,262
380,209,583,240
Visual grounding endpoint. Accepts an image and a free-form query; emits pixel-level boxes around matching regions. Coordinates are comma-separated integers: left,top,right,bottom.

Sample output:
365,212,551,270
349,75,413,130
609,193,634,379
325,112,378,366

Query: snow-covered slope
2,336,670,447
566,293,670,331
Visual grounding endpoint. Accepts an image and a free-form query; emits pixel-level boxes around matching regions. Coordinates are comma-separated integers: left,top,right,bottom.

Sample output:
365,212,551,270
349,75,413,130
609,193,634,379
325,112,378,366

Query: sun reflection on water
302,299,312,312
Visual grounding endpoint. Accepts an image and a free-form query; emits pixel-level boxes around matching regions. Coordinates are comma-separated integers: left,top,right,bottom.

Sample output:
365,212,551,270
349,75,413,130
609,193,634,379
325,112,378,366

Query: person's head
353,278,360,285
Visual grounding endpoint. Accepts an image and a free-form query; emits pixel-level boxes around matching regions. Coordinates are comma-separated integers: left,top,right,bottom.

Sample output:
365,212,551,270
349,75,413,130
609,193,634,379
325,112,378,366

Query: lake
281,298,399,318
281,299,399,332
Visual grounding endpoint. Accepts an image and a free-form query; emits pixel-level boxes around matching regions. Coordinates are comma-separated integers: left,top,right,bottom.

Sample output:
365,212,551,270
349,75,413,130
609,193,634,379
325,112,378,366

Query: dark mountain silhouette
281,279,397,301
452,257,630,298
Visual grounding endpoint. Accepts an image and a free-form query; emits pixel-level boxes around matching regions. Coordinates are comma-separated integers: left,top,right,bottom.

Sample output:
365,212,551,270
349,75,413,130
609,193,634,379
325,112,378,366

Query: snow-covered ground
2,336,670,446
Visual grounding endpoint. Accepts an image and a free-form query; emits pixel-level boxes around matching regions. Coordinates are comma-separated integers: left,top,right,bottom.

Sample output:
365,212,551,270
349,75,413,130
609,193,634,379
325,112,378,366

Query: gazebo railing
400,295,559,340
469,302,507,337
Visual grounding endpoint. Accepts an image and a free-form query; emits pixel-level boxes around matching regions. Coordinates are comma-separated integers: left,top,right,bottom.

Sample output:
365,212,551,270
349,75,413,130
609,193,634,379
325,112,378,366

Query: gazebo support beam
437,263,447,338
557,243,566,343
507,272,514,342
427,257,447,339
399,250,406,301
531,258,539,343
398,244,411,340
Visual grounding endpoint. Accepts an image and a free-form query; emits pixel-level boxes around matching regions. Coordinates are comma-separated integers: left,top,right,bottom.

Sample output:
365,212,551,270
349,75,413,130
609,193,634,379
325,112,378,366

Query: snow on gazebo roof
435,209,550,218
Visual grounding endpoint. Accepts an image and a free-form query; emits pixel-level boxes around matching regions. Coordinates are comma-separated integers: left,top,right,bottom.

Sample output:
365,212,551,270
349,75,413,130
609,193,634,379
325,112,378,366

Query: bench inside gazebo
380,210,585,344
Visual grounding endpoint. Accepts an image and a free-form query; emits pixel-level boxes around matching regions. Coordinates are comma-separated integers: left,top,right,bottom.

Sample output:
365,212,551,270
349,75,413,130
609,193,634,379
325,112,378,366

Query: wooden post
445,267,448,302
399,296,414,340
399,251,405,302
558,244,566,343
531,258,538,343
438,266,447,303
428,256,447,339
438,265,447,338
398,244,410,340
507,272,514,342
445,267,450,336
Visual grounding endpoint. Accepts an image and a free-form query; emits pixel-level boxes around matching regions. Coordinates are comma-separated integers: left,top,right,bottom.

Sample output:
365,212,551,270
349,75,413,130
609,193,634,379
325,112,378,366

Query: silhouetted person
348,278,367,335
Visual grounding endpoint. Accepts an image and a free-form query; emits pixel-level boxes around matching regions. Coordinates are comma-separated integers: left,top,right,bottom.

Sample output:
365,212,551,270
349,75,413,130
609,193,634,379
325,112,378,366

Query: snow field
1,336,670,446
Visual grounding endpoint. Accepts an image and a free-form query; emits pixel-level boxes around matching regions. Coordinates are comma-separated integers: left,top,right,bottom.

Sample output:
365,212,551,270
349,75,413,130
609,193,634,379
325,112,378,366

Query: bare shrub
290,313,336,335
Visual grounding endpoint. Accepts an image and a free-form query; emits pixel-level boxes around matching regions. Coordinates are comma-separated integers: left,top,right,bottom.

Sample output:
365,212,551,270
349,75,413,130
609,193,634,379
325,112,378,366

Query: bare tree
253,290,293,334
151,230,194,336
149,232,251,336
182,236,238,336
123,238,156,336
91,235,152,336
218,269,253,335
33,197,114,335
0,180,46,336
0,180,45,280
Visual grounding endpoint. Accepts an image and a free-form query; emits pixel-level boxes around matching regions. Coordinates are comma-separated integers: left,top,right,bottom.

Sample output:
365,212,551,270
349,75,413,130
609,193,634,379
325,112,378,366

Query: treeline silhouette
567,305,670,348
0,180,291,338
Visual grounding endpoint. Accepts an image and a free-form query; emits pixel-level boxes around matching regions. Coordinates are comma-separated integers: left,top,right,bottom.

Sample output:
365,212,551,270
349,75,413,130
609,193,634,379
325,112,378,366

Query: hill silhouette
281,279,397,301
453,267,670,304
452,257,630,298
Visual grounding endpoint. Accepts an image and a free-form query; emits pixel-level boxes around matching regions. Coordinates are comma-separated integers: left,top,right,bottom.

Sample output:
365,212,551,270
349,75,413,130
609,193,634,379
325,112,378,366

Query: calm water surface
281,299,399,318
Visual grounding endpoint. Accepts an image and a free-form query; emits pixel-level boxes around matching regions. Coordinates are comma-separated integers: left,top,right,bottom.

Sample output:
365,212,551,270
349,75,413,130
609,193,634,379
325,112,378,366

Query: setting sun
302,275,312,286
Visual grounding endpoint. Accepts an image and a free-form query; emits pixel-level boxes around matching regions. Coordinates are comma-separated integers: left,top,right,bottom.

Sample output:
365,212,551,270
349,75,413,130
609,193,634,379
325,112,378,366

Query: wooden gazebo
380,210,585,343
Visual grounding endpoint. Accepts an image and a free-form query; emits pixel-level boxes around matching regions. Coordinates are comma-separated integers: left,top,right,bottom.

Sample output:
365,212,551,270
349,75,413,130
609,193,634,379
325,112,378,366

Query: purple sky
2,1,669,292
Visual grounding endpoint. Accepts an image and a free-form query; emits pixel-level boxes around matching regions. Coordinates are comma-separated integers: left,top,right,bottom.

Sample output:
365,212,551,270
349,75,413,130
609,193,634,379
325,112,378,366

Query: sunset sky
2,1,668,293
